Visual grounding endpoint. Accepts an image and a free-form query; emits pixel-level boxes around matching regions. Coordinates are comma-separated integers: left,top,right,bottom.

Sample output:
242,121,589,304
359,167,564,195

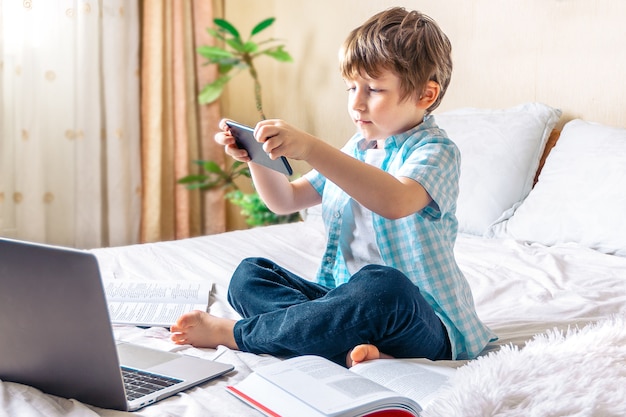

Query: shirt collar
355,114,435,151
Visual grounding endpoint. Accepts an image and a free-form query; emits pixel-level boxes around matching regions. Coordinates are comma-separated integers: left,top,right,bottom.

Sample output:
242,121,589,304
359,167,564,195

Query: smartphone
225,121,293,176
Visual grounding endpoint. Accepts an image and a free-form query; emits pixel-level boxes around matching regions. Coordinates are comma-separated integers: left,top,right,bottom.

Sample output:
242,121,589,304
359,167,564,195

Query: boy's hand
254,119,318,161
214,119,251,162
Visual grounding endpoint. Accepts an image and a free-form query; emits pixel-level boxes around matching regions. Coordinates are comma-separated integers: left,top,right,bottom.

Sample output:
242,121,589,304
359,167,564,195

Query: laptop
0,238,234,411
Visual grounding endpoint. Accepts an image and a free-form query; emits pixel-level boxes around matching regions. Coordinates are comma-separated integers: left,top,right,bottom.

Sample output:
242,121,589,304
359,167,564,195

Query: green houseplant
179,16,299,227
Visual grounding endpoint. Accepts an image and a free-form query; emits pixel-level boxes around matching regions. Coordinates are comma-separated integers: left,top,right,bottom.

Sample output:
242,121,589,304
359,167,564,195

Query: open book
103,279,212,327
226,355,455,417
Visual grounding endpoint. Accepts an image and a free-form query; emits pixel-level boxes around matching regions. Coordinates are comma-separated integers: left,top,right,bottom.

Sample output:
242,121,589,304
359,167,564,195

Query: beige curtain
140,0,226,243
0,0,141,249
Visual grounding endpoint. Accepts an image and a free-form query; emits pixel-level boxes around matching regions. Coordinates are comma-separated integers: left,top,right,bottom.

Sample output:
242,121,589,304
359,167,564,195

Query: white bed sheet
2,220,625,417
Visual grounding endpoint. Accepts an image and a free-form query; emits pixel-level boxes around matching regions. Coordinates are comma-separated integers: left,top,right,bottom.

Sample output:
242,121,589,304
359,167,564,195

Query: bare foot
170,310,238,349
347,344,394,368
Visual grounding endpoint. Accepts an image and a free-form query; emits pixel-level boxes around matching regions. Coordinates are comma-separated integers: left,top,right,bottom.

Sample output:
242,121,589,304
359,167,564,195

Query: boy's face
344,69,425,142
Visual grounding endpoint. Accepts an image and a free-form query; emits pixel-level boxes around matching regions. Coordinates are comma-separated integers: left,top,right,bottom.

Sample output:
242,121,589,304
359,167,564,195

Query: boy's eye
345,86,382,94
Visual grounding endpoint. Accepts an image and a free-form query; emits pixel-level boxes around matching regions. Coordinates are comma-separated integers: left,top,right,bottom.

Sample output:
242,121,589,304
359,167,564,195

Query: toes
172,311,200,331
350,344,380,365
363,344,380,360
350,345,367,363
170,332,187,345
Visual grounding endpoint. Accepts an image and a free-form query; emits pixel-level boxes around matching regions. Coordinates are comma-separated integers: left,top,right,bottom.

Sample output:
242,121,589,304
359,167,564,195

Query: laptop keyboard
121,366,183,401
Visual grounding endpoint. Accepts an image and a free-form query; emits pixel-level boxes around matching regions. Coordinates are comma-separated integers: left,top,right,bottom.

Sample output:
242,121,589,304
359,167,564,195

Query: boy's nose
350,93,366,112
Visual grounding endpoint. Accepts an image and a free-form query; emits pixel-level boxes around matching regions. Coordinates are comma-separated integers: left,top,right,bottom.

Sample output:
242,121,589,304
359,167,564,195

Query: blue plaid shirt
304,115,496,359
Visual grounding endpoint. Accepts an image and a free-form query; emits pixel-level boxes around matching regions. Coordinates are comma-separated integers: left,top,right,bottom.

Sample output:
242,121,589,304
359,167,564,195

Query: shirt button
334,211,341,218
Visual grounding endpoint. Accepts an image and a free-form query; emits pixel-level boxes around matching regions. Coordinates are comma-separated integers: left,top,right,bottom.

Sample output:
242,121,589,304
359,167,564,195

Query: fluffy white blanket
424,315,626,417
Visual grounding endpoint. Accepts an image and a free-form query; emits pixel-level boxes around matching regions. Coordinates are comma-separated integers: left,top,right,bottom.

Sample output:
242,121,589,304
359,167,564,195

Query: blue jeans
228,257,451,366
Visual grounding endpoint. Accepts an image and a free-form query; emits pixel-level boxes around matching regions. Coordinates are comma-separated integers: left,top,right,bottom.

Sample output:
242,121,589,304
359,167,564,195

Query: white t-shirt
339,148,386,275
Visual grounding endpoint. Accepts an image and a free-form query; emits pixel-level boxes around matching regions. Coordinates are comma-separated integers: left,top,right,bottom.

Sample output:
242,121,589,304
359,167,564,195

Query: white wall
223,0,626,175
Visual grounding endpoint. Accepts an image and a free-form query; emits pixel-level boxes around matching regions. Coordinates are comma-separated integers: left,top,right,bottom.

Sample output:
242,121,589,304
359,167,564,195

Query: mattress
2,216,625,416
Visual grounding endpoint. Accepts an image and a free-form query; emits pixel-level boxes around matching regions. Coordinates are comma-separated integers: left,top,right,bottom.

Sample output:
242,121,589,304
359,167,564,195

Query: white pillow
492,119,626,256
434,103,561,235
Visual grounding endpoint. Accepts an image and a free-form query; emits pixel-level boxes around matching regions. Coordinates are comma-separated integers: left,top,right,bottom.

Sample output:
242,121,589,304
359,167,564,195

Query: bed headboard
224,0,626,163
533,129,560,186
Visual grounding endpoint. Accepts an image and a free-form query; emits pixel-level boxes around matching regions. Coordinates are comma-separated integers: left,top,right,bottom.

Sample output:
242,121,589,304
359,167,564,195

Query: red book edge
226,385,416,417
226,385,282,417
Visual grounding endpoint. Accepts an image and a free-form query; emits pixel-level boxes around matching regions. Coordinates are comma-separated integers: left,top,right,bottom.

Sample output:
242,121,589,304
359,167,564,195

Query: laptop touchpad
116,342,178,369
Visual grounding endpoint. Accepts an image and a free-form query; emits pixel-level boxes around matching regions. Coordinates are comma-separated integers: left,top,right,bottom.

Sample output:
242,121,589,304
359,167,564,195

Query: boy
171,7,495,367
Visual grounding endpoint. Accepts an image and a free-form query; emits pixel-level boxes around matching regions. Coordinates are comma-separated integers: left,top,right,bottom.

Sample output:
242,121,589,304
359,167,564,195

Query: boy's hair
339,7,452,113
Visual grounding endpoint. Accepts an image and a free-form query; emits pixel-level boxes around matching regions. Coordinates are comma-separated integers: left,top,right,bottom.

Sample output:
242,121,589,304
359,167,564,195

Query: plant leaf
184,182,208,190
263,46,293,62
198,84,223,104
178,174,208,184
206,27,225,42
243,41,258,53
214,18,240,39
226,37,248,53
201,160,224,174
198,75,231,104
217,62,235,74
197,45,233,60
251,17,275,36
232,161,249,171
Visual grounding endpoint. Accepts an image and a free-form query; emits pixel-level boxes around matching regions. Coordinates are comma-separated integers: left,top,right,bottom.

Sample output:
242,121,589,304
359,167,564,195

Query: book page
227,372,328,417
250,355,421,416
104,279,212,327
351,359,455,408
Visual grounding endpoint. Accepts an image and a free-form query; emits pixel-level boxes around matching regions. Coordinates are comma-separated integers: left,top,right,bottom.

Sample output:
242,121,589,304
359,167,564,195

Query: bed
2,103,626,416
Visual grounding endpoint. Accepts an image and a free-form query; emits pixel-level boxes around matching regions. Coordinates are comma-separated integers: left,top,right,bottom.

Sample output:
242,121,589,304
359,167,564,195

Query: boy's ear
417,81,440,109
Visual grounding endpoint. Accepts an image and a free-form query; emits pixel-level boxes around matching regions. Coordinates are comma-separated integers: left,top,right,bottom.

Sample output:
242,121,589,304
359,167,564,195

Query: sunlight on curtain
0,0,141,249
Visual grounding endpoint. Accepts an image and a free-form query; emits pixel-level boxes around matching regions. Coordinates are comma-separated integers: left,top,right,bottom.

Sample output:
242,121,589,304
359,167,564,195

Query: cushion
434,103,562,235
491,119,626,256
